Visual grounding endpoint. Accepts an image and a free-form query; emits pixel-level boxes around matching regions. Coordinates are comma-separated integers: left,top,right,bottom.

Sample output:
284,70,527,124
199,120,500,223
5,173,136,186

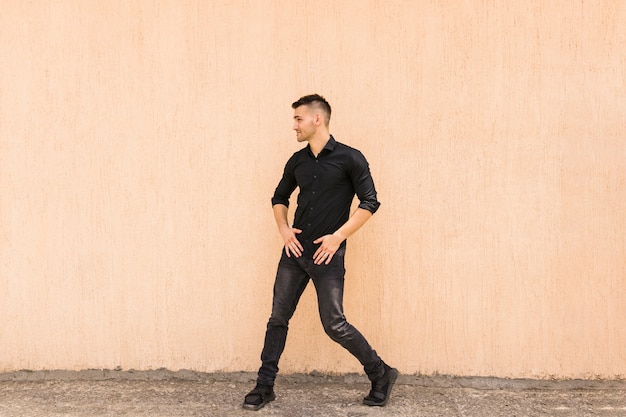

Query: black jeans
256,249,384,386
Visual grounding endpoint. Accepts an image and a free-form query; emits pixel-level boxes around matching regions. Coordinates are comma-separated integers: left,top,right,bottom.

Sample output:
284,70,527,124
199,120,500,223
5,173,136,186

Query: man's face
292,105,317,142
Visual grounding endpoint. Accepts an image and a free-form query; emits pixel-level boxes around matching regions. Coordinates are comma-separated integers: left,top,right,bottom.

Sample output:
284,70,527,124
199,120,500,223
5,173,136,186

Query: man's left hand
313,233,345,265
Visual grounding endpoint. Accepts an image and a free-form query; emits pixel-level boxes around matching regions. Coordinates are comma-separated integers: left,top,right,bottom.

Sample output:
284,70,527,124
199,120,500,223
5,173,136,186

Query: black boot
363,364,399,406
243,383,276,411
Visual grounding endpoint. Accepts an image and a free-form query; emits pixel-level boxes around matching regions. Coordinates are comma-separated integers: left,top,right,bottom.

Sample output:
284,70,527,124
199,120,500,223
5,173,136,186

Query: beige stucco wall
1,1,625,379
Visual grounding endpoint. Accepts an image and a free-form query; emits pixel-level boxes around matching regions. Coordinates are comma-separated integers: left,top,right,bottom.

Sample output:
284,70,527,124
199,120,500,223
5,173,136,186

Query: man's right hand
273,204,303,257
281,226,303,258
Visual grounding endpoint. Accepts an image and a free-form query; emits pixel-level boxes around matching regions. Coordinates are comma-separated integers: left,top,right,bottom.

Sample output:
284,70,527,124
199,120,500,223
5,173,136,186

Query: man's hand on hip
281,226,303,258
313,233,345,265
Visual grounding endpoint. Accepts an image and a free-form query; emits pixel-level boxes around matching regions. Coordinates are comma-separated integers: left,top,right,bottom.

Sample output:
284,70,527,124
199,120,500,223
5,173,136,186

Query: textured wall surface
1,1,625,378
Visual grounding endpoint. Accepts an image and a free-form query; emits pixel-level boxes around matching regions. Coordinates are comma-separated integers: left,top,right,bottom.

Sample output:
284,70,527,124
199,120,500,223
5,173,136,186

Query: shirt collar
324,135,337,152
307,135,337,157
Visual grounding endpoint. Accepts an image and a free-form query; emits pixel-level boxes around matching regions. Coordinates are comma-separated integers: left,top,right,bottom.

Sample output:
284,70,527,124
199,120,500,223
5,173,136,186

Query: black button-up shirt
271,136,380,257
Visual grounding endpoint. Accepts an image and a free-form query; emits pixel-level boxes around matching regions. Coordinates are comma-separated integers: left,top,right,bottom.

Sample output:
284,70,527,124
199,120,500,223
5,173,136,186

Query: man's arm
312,207,373,265
273,204,304,258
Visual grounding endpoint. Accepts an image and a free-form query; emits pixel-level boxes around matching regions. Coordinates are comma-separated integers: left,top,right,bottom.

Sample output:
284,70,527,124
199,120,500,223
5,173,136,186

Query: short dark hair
292,94,331,125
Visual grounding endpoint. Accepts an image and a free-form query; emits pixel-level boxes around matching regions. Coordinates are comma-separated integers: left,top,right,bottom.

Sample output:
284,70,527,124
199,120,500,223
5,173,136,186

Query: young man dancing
243,94,398,411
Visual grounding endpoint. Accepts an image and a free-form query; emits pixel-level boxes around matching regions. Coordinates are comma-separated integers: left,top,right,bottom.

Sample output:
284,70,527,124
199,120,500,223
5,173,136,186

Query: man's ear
314,113,323,126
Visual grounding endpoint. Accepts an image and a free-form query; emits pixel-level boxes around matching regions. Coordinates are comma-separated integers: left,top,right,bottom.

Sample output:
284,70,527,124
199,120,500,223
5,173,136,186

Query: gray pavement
0,370,625,416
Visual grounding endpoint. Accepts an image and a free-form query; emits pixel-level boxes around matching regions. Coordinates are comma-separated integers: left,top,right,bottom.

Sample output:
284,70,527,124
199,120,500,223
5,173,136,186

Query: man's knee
267,315,289,330
322,318,351,342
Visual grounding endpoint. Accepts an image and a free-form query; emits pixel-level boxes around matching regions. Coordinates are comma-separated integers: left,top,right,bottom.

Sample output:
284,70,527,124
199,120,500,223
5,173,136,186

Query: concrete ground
1,370,625,417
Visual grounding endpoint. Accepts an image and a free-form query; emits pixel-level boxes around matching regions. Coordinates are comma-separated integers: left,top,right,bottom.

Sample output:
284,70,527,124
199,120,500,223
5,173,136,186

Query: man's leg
307,253,398,406
245,252,309,411
306,254,383,379
256,253,310,386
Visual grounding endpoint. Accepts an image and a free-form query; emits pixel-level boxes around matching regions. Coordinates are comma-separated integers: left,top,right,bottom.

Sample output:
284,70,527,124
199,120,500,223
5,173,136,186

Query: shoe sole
242,392,276,411
363,368,399,407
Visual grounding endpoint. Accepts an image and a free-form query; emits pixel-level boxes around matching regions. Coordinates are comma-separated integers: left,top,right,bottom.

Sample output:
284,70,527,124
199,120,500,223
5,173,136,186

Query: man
243,94,398,411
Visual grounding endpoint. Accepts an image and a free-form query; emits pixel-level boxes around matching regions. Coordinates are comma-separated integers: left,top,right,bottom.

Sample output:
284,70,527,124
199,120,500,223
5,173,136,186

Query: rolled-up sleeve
350,151,381,214
271,155,298,207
